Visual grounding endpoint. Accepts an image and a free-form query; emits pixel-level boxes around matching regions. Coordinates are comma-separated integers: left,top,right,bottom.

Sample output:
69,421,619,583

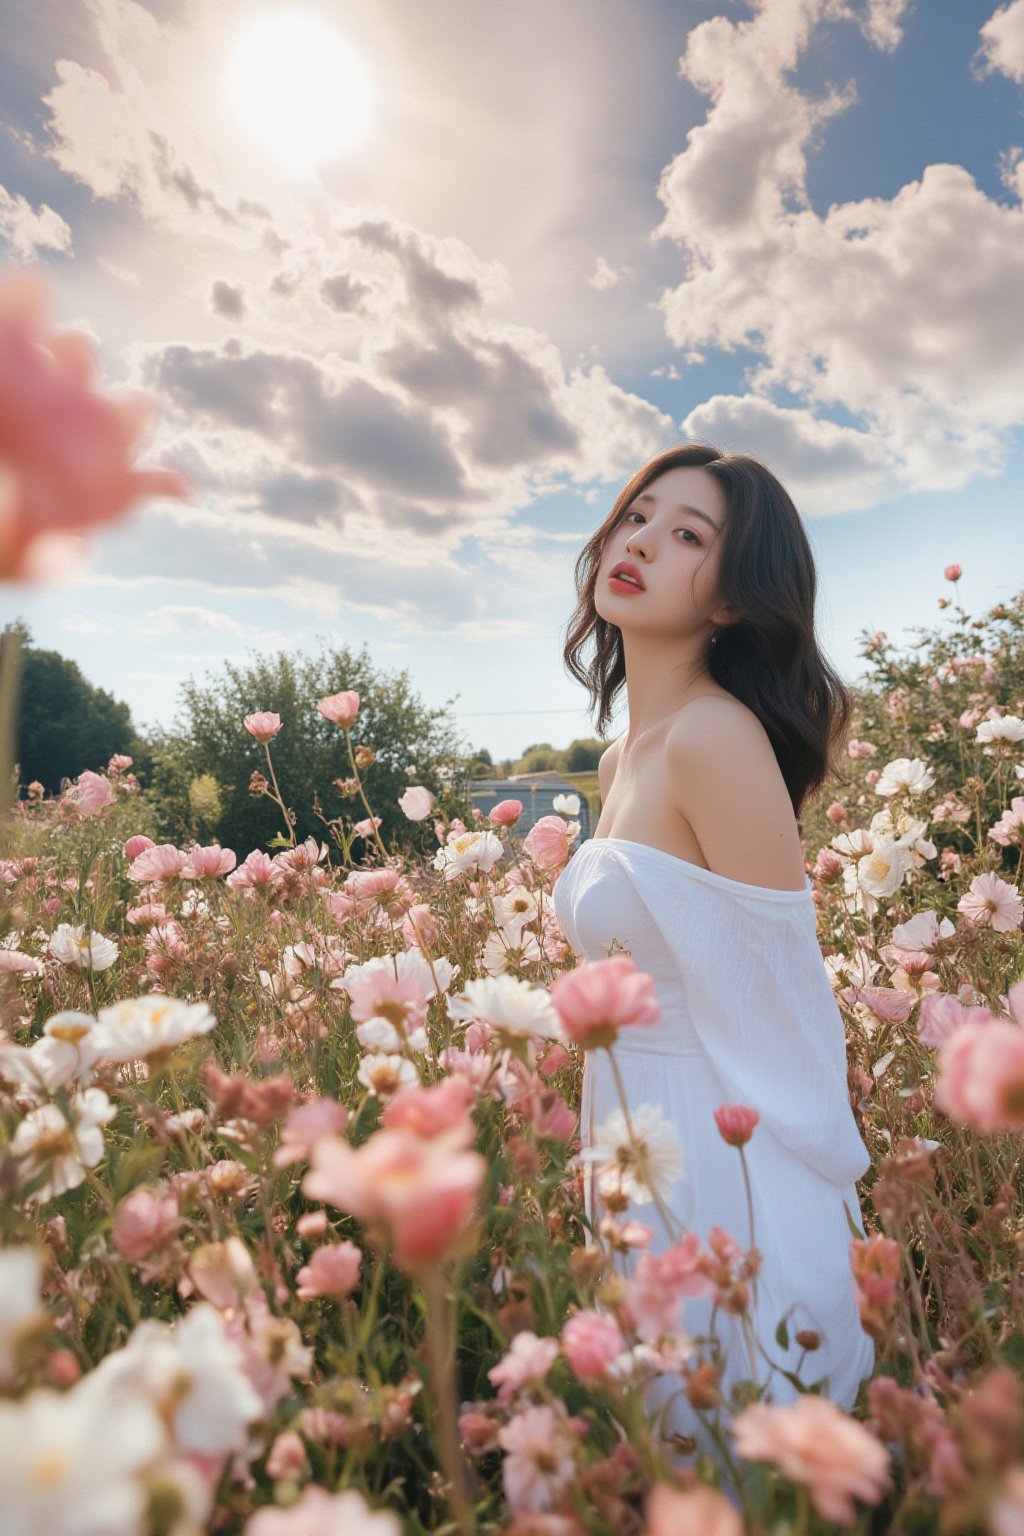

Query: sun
226,12,375,171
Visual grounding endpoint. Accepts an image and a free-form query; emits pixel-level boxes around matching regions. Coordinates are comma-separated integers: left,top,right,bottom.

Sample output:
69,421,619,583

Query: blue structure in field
469,771,593,841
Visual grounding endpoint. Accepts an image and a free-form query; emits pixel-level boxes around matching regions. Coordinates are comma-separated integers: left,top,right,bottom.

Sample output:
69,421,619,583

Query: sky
1,0,1023,764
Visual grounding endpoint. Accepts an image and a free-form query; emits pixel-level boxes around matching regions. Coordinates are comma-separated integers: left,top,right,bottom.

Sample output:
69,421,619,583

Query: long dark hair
562,443,853,819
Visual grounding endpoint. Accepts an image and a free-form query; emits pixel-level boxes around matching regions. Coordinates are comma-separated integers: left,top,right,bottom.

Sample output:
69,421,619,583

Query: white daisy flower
432,829,504,880
578,1102,685,1207
11,1088,116,1203
356,1052,421,1098
976,715,1024,745
47,924,119,972
447,974,562,1041
89,997,216,1063
873,757,936,797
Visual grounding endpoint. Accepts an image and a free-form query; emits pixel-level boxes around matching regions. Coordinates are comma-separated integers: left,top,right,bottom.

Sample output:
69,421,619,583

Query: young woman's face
594,465,730,636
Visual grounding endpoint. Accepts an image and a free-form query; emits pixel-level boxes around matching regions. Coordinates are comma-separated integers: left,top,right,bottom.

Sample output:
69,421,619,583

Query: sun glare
226,12,374,170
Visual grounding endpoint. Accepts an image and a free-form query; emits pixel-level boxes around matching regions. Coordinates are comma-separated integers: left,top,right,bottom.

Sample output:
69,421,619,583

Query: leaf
843,1197,867,1241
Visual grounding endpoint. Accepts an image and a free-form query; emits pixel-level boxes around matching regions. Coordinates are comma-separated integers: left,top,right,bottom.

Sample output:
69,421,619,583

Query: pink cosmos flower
402,902,439,949
303,1124,486,1273
487,1331,560,1402
316,690,360,727
62,769,115,816
561,1310,626,1383
380,1076,477,1139
181,843,237,880
295,1241,363,1299
398,785,434,821
523,814,573,871
934,1019,1024,1132
243,711,282,744
732,1395,891,1524
0,267,189,580
125,901,168,926
123,834,155,861
226,850,283,891
957,871,1023,933
345,965,428,1033
0,949,43,976
296,1211,328,1239
112,1187,179,1274
642,1482,744,1536
620,1232,712,1341
489,799,523,826
187,1235,259,1310
917,991,994,1049
549,953,660,1049
713,1104,760,1147
264,1431,308,1481
944,564,962,581
127,843,187,884
498,1402,577,1513
273,1098,349,1167
108,753,133,772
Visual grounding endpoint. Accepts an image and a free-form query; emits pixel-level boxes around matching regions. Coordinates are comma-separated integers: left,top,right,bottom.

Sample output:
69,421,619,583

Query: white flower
432,829,504,879
0,1034,92,1099
355,1016,429,1054
398,785,434,821
447,974,562,1041
578,1102,685,1207
47,923,119,971
855,838,913,899
0,1248,46,1387
356,1052,421,1097
0,1372,166,1536
976,715,1024,744
552,793,581,817
874,757,936,797
824,949,880,990
480,928,544,977
890,910,956,953
869,807,936,863
88,1303,262,1457
830,827,874,860
492,887,541,940
89,996,217,1062
178,890,209,918
11,1088,116,1203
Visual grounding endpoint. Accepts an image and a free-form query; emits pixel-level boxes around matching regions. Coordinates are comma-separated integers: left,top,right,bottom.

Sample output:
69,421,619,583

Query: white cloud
0,182,72,260
976,0,1024,83
650,0,1024,494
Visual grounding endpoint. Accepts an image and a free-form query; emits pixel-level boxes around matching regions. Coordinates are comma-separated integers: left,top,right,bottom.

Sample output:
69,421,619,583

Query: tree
515,742,561,773
144,639,469,855
9,621,143,794
562,737,605,772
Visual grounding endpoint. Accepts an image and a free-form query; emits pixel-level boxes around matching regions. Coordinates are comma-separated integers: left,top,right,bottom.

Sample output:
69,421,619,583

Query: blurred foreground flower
0,267,189,581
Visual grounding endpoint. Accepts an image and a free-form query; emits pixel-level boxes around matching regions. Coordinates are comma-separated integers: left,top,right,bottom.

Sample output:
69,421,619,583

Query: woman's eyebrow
634,491,720,533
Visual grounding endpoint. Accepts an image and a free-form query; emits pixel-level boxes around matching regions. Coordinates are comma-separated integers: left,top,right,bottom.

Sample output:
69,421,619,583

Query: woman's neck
619,629,716,748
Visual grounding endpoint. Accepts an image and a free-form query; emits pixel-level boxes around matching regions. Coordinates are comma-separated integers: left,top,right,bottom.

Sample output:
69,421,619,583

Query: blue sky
1,0,1022,762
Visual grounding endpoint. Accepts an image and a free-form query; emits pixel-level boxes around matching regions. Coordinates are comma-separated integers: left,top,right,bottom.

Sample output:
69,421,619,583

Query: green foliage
7,620,143,795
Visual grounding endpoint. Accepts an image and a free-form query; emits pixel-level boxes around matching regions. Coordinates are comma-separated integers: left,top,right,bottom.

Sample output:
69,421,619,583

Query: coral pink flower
62,769,115,816
274,1098,349,1167
316,691,360,727
112,1187,179,1274
402,902,439,950
643,1482,743,1536
957,871,1023,933
0,267,189,579
187,1235,259,1309
296,1210,328,1239
620,1232,711,1341
489,799,523,826
732,1395,891,1524
713,1104,760,1147
549,953,660,1050
295,1240,363,1299
398,786,434,821
523,814,573,871
122,834,155,861
934,1019,1024,1132
303,1125,486,1273
381,1076,477,1139
181,843,237,880
561,1310,627,1383
944,564,962,581
244,711,282,743
127,843,187,883
487,1331,560,1402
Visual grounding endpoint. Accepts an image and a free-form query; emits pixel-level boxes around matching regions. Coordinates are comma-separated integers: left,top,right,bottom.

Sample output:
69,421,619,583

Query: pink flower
489,799,523,826
187,1236,258,1309
732,1395,891,1524
264,1431,308,1481
402,902,439,950
561,1310,626,1383
108,753,133,772
245,1486,401,1536
302,1125,486,1273
316,691,360,727
274,1098,349,1167
643,1482,744,1536
488,1331,560,1402
125,901,168,926
62,769,115,816
934,1019,1024,1132
227,850,283,891
944,564,962,582
620,1233,712,1340
523,814,573,871
713,1104,760,1147
498,1402,577,1512
344,966,427,1033
380,1076,477,1139
181,843,237,880
112,1187,179,1273
244,711,282,744
296,1211,328,1239
957,871,1023,932
127,843,187,884
917,991,993,1048
353,816,381,838
549,953,660,1050
0,267,189,580
398,786,434,821
296,1240,363,1299
122,834,155,861
0,949,43,976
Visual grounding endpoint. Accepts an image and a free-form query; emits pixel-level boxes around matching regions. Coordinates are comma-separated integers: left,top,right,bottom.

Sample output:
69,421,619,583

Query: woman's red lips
609,561,645,590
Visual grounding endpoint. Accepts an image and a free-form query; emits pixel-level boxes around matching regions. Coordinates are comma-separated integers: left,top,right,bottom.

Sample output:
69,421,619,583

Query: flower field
1,581,1023,1536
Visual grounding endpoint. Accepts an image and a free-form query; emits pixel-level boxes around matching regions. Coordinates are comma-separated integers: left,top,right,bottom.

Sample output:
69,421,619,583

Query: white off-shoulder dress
551,837,875,1462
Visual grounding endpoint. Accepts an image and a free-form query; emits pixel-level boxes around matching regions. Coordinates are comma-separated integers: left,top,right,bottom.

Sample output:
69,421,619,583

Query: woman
552,442,875,1478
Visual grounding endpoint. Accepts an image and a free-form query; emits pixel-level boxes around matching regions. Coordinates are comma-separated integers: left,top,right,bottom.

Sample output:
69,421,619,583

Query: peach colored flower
122,834,155,861
523,814,573,871
642,1482,743,1536
380,1076,477,1139
295,1241,362,1299
112,1187,179,1276
181,843,237,880
402,902,439,949
62,769,114,816
0,949,42,976
273,1098,349,1167
398,786,434,821
227,850,283,891
126,843,187,884
561,1310,627,1383
713,1104,760,1147
957,871,1023,932
620,1232,711,1341
244,1484,401,1536
732,1395,891,1524
295,1211,328,1239
244,711,282,743
489,799,523,826
0,267,189,580
316,691,360,727
934,1019,1024,1132
187,1236,258,1310
264,1431,309,1481
549,953,660,1050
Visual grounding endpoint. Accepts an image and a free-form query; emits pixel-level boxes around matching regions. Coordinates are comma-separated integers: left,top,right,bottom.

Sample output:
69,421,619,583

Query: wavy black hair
562,443,854,819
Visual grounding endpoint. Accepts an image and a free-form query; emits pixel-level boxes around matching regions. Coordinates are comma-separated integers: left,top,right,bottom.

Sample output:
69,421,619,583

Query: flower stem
421,1268,475,1536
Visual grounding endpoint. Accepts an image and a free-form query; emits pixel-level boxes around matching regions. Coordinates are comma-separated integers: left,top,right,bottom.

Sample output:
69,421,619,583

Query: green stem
343,729,390,862
262,742,296,848
0,625,23,819
606,1047,685,1243
421,1268,475,1536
